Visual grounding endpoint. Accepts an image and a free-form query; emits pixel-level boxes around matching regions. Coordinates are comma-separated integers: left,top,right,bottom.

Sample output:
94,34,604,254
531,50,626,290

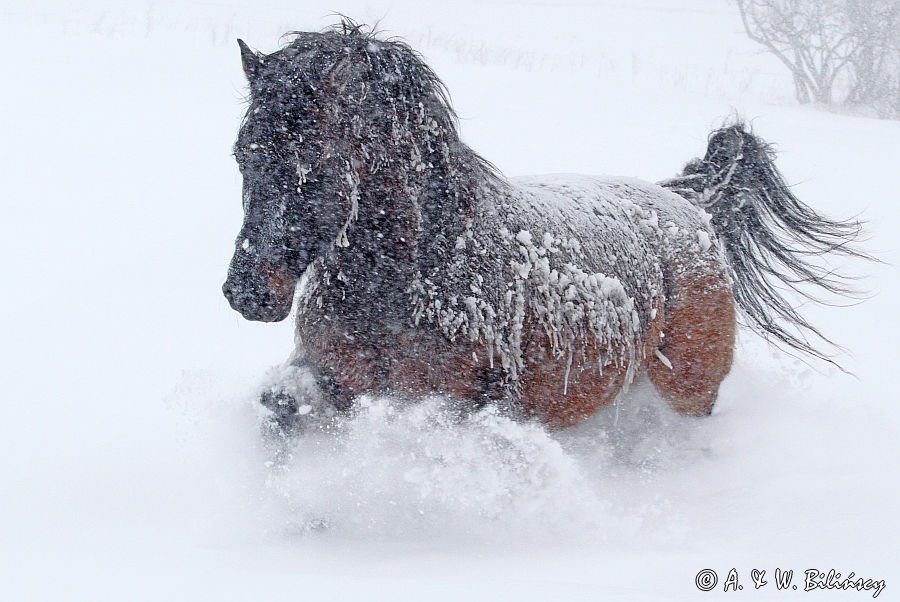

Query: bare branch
734,0,900,114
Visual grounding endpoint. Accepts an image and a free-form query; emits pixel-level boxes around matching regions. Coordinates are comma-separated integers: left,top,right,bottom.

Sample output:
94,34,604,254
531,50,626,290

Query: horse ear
238,39,262,81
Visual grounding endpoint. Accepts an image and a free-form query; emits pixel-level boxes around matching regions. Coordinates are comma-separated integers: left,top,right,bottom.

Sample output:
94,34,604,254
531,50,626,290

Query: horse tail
660,121,871,367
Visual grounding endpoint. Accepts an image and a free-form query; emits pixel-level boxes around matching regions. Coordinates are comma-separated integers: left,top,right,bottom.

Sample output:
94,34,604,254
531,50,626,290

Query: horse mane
270,18,501,186
315,17,457,122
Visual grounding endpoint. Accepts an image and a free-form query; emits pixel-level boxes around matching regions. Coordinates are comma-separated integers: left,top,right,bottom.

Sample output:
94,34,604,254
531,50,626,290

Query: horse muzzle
222,264,296,322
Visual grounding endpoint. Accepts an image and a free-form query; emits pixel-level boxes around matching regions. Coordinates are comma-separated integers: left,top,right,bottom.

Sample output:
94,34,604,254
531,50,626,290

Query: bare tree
736,0,900,118
736,0,857,105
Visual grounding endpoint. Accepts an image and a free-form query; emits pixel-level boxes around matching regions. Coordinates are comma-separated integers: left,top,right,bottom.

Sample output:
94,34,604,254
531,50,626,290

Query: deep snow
1,1,898,600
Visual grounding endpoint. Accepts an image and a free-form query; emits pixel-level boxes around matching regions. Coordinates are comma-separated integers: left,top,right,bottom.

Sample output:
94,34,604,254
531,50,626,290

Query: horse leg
646,268,735,416
259,349,355,439
519,329,629,428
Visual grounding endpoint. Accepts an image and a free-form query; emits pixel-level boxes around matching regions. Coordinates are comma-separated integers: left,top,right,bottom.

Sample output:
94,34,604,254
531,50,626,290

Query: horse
223,21,868,435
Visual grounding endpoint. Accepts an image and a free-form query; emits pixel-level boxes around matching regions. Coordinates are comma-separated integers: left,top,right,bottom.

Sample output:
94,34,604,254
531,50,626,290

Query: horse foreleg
647,268,735,416
259,348,354,439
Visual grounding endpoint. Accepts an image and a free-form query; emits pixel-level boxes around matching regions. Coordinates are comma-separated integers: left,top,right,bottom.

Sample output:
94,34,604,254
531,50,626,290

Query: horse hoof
261,389,298,416
260,389,303,443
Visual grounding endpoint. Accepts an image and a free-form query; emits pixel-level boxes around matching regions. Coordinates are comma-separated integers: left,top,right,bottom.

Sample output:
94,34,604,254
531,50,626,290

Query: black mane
239,19,499,184
235,17,505,232
289,19,459,126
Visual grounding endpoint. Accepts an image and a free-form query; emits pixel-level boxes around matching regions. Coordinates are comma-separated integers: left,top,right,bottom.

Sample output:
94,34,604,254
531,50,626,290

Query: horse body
224,22,864,435
292,173,731,426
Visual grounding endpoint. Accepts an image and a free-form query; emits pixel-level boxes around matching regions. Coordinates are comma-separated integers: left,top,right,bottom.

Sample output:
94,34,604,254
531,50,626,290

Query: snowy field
2,0,898,600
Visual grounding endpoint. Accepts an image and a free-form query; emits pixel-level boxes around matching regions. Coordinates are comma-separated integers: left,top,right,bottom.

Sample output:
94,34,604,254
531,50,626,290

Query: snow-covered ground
2,1,898,599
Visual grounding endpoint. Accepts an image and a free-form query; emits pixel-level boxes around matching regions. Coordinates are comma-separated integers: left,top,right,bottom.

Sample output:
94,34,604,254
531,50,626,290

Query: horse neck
321,141,496,306
416,143,490,260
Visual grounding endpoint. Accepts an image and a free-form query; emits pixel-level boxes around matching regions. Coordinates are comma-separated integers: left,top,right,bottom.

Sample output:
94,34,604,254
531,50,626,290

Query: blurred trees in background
735,0,900,118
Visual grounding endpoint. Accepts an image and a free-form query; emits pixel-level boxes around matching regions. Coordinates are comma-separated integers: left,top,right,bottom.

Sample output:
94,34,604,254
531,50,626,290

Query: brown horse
223,22,867,435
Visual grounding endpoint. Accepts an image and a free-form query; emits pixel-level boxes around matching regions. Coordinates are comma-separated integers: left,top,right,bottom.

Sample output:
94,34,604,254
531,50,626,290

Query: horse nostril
223,281,236,303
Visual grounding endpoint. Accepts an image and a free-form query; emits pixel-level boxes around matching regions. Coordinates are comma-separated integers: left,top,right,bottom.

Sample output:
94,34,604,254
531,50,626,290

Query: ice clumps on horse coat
402,174,718,391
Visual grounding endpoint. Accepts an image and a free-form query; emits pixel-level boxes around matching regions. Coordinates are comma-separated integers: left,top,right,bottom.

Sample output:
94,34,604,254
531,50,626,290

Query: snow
335,169,360,248
409,174,698,386
515,229,533,246
654,348,673,371
1,1,898,600
697,229,712,252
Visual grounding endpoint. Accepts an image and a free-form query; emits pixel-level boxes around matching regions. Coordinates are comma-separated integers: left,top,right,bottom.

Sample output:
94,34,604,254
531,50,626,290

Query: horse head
224,22,476,321
223,34,361,321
